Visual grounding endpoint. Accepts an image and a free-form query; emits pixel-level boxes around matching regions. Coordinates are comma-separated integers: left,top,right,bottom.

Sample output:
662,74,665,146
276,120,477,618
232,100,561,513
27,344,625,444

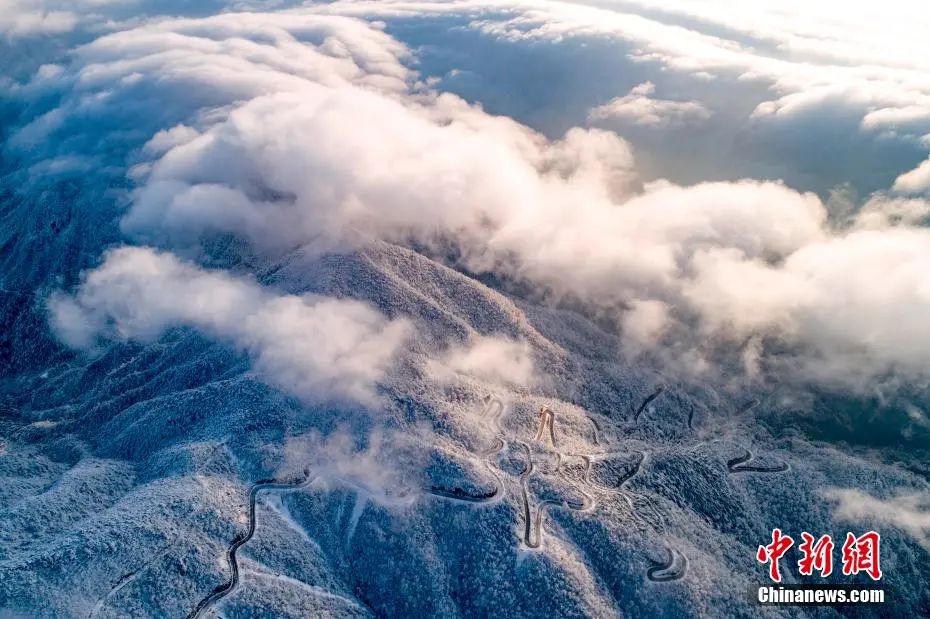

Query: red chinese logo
798,532,834,577
758,530,882,582
757,528,794,582
841,531,882,581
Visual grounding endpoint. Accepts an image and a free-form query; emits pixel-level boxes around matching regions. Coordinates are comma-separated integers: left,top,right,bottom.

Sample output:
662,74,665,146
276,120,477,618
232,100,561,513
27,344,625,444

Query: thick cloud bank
6,4,928,397
49,247,411,407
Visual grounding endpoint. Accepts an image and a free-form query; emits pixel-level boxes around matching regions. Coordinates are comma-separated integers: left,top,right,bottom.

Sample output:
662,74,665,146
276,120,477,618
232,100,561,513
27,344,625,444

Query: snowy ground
2,240,928,617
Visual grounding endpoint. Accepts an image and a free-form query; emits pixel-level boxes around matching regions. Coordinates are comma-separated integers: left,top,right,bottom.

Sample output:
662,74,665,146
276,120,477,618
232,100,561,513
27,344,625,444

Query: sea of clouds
1,0,929,406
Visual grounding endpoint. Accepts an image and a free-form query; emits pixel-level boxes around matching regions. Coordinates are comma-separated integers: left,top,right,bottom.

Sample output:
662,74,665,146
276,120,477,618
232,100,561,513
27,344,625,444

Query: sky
2,0,930,413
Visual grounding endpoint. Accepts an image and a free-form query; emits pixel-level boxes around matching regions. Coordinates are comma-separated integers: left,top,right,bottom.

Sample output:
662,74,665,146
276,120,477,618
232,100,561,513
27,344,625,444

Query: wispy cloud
49,247,411,407
588,82,711,128
826,488,930,552
429,335,537,388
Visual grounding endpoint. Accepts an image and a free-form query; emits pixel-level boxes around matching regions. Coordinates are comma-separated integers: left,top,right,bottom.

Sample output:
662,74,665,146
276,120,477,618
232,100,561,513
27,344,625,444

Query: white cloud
827,488,930,552
862,106,930,134
49,247,411,407
0,0,137,39
430,335,536,388
471,0,930,124
0,1,77,38
620,299,670,352
278,429,426,502
6,10,413,150
588,82,711,127
311,1,930,145
142,124,201,157
15,5,930,395
682,227,930,389
894,157,930,194
854,194,930,229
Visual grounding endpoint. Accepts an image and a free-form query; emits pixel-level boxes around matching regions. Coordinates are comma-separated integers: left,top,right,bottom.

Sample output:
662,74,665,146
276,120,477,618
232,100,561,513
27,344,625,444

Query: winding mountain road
423,396,509,506
726,450,789,474
518,443,598,548
186,469,314,619
646,546,688,582
615,452,646,489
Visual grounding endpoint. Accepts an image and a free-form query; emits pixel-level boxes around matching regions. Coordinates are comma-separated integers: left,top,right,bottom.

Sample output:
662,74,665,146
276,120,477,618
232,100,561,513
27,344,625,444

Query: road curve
482,396,505,434
616,452,646,489
89,541,178,619
518,443,591,549
647,547,688,582
587,416,601,446
582,451,645,492
479,396,507,458
524,499,561,549
726,450,789,474
423,482,500,503
479,437,505,458
424,395,510,506
534,408,556,447
186,469,313,619
554,454,596,512
518,441,535,547
635,386,665,422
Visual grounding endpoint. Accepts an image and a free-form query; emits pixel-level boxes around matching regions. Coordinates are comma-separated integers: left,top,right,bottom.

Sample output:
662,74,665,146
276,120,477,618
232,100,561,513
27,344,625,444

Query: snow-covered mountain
2,2,929,617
